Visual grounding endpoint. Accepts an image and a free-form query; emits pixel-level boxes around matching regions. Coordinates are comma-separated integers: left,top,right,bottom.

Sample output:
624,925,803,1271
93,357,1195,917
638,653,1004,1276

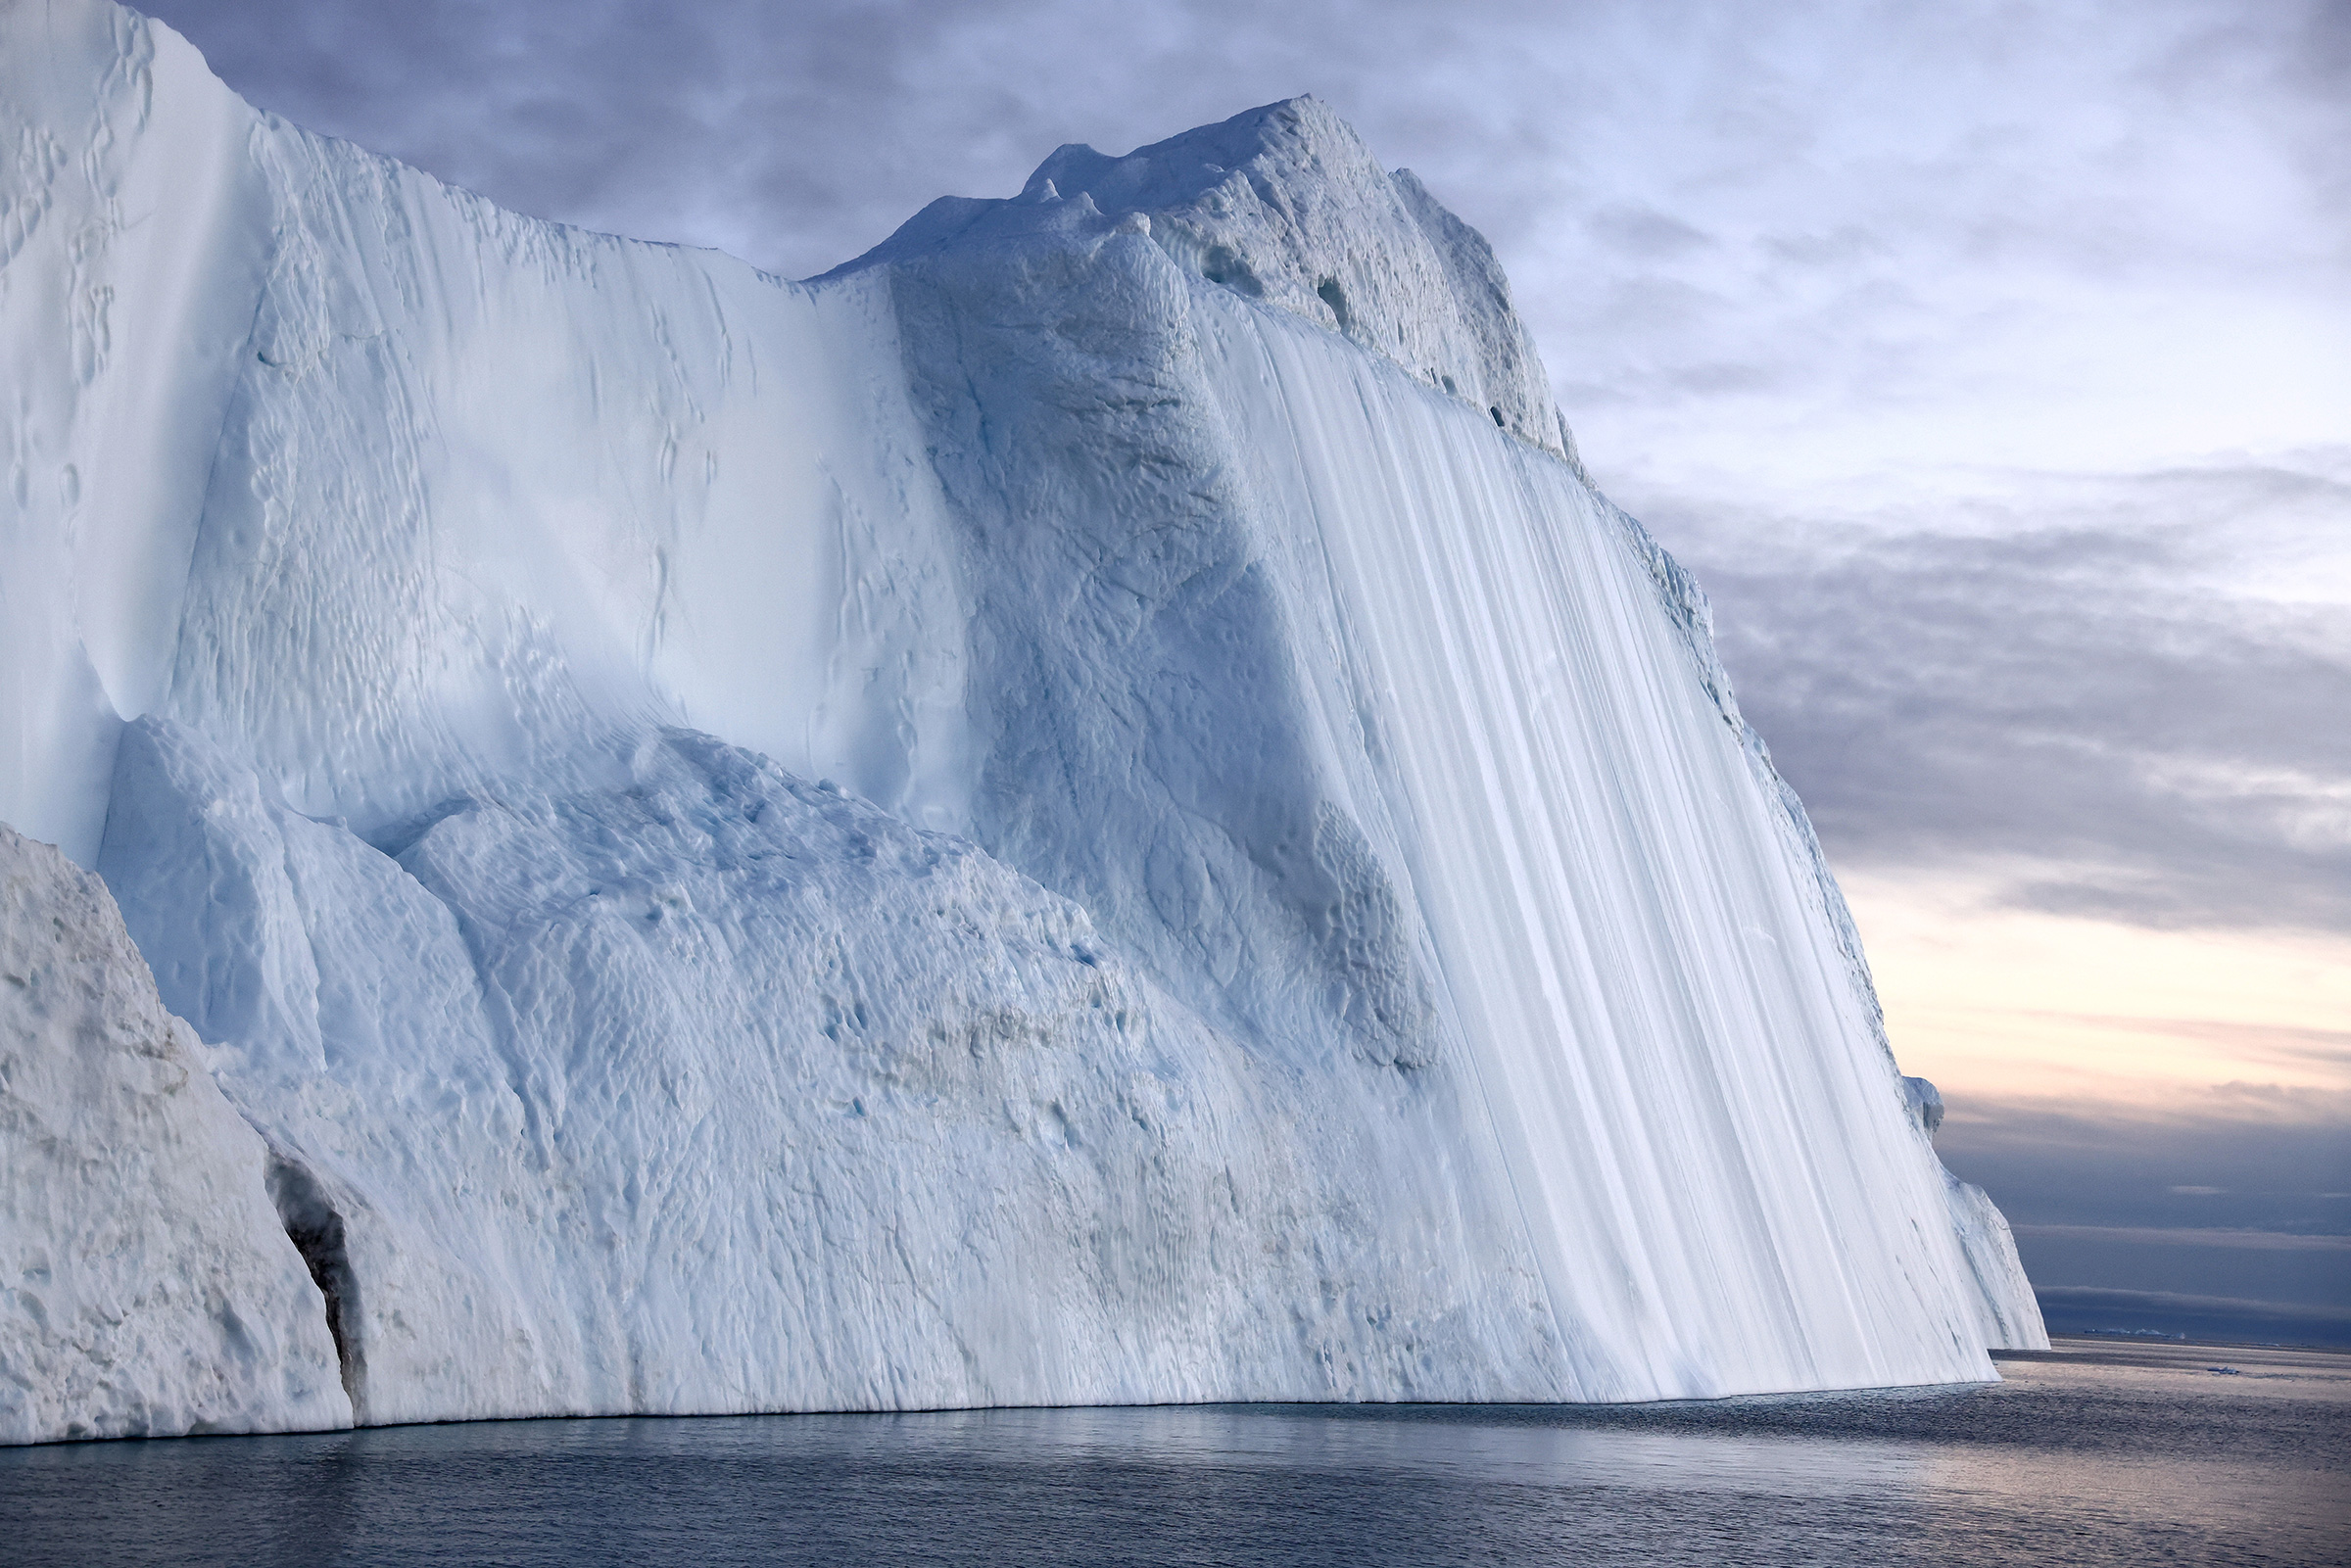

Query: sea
5,1338,2343,1566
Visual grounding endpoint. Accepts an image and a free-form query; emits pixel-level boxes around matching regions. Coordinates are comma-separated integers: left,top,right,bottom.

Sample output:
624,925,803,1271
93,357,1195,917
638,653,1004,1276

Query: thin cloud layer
1664,458,2351,934
1942,1088,2351,1342
142,3,2346,277
1937,1085,2351,1236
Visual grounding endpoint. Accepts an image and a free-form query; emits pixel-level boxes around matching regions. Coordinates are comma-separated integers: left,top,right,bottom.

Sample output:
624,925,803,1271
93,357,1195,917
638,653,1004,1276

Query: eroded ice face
1,0,2034,1446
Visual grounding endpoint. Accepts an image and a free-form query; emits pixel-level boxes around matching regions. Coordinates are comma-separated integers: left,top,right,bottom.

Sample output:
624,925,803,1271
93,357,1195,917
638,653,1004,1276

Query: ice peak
838,98,1577,460
1020,96,1369,214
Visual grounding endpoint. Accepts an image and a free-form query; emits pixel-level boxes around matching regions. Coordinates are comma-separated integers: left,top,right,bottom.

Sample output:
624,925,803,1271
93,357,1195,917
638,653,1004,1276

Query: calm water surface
6,1340,2343,1566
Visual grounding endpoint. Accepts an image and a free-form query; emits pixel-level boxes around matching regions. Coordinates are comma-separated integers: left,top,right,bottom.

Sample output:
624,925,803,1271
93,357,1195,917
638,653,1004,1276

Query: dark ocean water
6,1340,2344,1567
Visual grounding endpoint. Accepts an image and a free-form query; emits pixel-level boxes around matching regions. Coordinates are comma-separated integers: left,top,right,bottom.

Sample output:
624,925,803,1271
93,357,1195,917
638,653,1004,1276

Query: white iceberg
0,0,2041,1443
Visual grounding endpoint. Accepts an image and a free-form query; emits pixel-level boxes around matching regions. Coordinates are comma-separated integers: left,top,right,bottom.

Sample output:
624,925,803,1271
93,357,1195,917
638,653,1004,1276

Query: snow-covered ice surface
1,0,2042,1440
96,715,1563,1424
0,824,349,1445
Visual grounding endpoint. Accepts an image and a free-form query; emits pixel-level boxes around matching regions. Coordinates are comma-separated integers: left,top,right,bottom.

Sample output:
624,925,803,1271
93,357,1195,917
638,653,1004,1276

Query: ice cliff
0,824,348,1443
0,0,2043,1444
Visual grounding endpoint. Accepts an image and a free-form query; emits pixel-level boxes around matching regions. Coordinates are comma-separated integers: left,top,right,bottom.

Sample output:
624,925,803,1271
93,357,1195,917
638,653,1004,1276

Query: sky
140,0,2350,1345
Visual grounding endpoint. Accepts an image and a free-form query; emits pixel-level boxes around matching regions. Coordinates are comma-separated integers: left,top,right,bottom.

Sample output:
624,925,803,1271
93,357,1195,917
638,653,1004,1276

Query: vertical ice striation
858,181,2042,1391
0,0,2041,1440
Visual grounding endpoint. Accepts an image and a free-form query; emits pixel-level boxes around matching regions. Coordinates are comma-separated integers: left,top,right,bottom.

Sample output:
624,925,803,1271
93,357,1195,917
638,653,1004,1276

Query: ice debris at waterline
0,0,2043,1446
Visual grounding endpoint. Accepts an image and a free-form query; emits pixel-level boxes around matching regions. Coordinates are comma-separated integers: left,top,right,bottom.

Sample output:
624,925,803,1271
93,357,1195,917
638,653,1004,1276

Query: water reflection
800,1402,1936,1496
6,1341,2343,1567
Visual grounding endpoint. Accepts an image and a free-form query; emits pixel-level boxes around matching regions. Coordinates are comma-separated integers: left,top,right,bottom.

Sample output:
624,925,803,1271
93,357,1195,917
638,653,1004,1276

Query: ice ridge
835,96,1577,463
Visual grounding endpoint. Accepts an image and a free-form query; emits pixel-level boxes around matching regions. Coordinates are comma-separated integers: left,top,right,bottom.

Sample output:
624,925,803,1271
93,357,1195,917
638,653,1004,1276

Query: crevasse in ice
0,0,2043,1443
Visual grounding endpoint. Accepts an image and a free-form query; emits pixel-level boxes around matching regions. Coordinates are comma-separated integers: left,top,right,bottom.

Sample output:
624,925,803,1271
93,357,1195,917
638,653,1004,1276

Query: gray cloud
2031,1286,2350,1347
1587,205,1715,261
1652,458,2351,934
1937,1084,2351,1236
2016,1226,2351,1253
2019,1235,2349,1332
2012,1017,2351,1078
139,1,2346,290
1932,1077,2351,1333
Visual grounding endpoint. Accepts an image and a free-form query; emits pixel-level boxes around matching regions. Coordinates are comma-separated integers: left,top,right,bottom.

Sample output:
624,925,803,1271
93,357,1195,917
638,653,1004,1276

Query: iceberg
0,0,2042,1443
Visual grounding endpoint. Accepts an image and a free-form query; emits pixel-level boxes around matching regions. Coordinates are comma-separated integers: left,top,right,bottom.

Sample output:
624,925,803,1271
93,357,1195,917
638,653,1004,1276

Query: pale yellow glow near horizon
1837,867,2351,1117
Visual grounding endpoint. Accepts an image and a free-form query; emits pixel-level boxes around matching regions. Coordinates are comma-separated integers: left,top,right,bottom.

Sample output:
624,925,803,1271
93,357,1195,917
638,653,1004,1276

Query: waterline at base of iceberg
5,1343,2338,1567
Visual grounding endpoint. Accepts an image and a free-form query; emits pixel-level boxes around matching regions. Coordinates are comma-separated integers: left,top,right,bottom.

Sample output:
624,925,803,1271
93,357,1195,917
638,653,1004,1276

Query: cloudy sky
142,0,2349,1343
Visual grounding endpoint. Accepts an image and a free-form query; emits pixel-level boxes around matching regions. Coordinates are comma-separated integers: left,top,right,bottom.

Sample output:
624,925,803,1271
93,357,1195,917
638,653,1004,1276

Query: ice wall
94,716,1564,1424
0,0,269,866
1,0,2040,1440
1,0,975,865
865,188,2040,1390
